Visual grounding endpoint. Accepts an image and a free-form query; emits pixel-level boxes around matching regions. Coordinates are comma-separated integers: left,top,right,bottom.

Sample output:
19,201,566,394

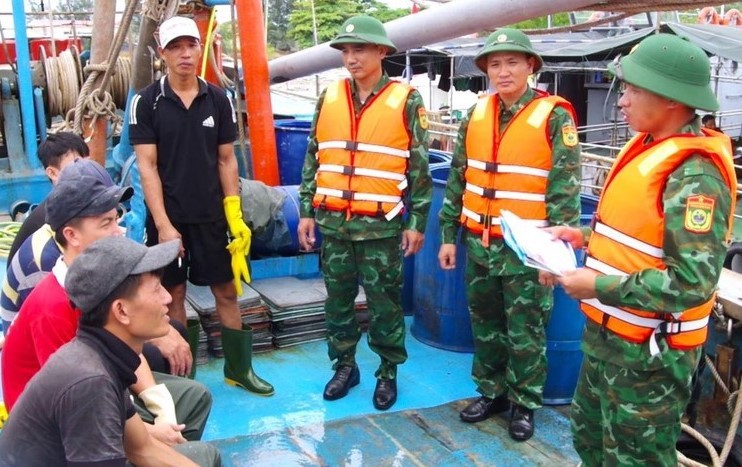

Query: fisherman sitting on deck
1,160,213,445
0,136,197,386
0,236,221,466
4,132,89,267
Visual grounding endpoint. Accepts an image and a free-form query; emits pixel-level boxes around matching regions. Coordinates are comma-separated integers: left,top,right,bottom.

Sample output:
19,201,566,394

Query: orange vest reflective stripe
581,130,737,354
313,79,412,220
461,91,577,239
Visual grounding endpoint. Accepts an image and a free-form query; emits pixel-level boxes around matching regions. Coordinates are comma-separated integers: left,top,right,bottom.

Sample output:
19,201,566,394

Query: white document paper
499,210,577,276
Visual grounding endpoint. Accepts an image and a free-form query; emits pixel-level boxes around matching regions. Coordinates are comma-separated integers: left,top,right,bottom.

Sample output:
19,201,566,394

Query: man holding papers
438,28,581,441
550,34,736,465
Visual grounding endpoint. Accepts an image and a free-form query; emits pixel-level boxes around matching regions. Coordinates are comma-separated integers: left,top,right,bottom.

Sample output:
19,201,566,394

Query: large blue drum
274,120,312,186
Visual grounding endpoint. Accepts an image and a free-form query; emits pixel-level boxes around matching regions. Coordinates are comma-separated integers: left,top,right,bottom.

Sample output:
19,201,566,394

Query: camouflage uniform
299,74,432,379
439,86,581,408
571,118,733,466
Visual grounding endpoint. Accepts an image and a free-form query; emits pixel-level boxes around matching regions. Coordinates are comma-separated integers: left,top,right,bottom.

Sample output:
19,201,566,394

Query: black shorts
145,216,232,288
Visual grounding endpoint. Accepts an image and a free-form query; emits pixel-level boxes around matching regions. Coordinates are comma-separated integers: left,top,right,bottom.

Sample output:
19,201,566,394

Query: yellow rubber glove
227,237,250,295
0,402,8,429
224,196,252,295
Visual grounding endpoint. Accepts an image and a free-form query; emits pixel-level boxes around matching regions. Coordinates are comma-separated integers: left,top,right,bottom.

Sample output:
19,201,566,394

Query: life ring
698,6,721,25
723,8,742,26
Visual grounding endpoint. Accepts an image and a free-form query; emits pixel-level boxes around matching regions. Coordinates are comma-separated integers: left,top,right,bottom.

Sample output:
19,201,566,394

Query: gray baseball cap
66,236,180,314
46,159,133,231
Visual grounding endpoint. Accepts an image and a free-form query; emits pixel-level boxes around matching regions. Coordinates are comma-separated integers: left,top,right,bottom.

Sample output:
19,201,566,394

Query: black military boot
373,378,397,410
323,365,360,400
460,395,510,423
509,405,535,441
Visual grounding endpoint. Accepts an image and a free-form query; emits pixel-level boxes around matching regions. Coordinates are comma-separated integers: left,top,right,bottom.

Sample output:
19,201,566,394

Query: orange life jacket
312,79,412,220
461,91,577,244
581,130,737,355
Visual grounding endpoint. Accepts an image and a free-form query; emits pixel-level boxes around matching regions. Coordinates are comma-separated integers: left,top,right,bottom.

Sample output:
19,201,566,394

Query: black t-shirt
0,327,139,466
7,199,47,267
129,76,237,223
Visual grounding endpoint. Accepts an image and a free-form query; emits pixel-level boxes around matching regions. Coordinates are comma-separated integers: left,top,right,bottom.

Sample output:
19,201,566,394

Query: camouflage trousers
570,349,700,466
465,261,552,409
321,236,406,380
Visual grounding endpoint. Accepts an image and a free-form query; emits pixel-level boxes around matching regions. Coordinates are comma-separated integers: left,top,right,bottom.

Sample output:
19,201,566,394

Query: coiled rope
0,222,21,260
67,0,138,138
42,47,83,118
678,353,741,467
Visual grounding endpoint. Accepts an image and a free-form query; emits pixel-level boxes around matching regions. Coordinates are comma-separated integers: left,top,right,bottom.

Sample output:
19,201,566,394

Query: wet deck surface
210,400,578,466
195,317,579,466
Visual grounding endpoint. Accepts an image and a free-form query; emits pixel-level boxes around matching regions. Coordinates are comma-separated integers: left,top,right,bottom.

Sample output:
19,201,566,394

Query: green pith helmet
329,15,397,54
474,28,543,73
608,33,718,111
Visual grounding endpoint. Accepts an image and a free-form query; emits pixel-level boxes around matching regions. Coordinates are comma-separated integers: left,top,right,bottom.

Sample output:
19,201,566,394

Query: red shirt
1,272,79,411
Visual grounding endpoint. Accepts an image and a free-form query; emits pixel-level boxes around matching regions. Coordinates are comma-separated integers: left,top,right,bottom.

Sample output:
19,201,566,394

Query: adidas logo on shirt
202,116,215,128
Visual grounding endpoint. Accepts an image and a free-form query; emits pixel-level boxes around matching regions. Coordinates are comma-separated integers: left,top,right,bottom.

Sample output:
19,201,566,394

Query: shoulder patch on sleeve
418,107,429,130
561,122,578,147
684,194,715,233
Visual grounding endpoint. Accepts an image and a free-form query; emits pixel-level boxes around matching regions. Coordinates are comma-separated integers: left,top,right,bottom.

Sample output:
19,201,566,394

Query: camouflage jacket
439,87,582,274
298,74,432,241
584,117,734,370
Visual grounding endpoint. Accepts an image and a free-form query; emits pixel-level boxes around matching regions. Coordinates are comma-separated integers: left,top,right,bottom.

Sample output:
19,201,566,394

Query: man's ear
46,166,59,183
110,299,131,326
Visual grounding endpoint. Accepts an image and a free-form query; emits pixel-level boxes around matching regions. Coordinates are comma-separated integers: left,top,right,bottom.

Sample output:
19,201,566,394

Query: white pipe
269,0,598,83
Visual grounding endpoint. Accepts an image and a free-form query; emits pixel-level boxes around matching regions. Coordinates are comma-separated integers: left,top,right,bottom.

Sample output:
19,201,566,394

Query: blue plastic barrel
543,193,598,405
274,120,312,186
411,165,474,352
403,150,453,315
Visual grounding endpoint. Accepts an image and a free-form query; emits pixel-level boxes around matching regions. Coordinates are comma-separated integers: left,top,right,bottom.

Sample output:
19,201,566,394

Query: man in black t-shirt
129,16,273,395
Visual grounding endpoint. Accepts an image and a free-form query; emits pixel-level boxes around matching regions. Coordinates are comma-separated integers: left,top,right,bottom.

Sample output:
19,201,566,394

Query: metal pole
11,0,40,168
236,0,279,185
85,0,116,166
269,0,598,82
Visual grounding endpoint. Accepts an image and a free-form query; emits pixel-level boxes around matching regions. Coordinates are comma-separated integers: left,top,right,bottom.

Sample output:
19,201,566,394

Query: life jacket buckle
344,141,359,151
484,161,498,173
482,188,497,200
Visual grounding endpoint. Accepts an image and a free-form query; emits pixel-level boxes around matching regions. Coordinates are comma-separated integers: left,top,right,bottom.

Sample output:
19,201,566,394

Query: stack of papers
500,210,577,276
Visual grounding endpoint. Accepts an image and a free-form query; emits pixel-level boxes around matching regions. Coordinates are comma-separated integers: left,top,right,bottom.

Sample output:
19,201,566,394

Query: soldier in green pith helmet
297,15,432,411
549,33,737,465
438,27,581,441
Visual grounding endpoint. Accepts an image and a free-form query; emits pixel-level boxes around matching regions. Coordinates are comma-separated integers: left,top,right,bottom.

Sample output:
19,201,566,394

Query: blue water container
411,165,474,352
402,150,453,315
274,120,312,186
543,193,598,405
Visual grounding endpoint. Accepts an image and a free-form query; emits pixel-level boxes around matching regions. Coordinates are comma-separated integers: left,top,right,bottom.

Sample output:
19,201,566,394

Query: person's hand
297,218,317,251
538,270,559,287
438,244,457,269
557,268,601,300
545,226,585,250
145,422,187,446
158,223,184,257
148,325,193,377
401,230,424,257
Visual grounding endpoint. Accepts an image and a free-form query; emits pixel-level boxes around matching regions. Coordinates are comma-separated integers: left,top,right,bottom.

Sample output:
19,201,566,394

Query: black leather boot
509,405,535,441
323,366,360,400
460,395,510,423
373,378,397,410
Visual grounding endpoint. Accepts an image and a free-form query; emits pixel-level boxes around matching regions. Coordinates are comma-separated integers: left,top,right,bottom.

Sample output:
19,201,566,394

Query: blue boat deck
196,317,579,466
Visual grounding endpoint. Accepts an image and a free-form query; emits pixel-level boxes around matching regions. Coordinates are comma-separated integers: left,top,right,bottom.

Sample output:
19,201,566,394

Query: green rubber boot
221,325,274,396
186,319,201,379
